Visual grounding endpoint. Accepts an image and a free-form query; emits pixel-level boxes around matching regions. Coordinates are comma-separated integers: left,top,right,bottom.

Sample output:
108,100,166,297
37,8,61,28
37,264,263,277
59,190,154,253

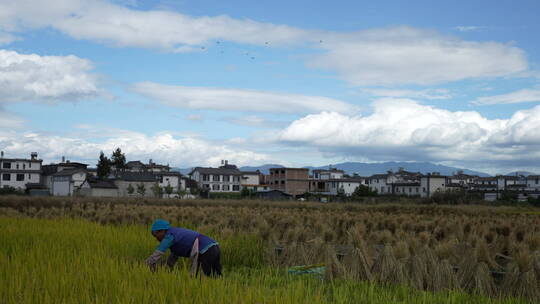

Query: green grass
0,217,527,303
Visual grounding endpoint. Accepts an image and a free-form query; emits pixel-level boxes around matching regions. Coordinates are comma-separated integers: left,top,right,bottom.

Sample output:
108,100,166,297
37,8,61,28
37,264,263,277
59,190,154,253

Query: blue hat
151,219,170,231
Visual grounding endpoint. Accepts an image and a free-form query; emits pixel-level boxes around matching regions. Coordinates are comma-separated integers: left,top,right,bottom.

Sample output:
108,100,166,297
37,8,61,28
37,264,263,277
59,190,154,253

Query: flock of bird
198,40,324,60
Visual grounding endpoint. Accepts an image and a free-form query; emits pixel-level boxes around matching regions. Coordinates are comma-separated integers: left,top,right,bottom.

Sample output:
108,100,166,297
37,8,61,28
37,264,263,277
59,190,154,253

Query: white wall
241,174,260,185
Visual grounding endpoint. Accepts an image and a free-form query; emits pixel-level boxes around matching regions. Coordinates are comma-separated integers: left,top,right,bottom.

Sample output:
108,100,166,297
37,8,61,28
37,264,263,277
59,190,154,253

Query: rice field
1,196,539,303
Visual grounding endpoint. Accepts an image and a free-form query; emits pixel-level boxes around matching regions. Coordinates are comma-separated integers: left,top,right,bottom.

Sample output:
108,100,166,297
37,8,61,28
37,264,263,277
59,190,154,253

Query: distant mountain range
506,171,537,176
173,161,492,177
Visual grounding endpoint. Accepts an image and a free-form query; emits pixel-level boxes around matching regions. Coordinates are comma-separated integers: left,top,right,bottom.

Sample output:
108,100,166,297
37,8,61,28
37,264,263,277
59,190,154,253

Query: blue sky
0,0,539,174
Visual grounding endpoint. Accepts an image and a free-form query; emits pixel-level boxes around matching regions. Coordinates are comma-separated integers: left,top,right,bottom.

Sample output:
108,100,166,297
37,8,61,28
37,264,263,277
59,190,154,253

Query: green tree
151,183,163,198
336,187,346,199
136,183,146,197
111,147,126,169
127,184,134,196
240,187,252,198
97,151,111,180
351,185,377,200
164,184,174,198
177,189,187,199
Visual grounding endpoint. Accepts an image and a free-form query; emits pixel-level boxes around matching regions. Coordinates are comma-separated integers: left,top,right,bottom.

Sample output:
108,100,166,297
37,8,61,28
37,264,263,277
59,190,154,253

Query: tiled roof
190,167,242,175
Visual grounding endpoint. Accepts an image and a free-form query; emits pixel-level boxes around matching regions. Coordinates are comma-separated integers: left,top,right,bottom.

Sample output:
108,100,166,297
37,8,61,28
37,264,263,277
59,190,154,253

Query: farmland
1,196,540,303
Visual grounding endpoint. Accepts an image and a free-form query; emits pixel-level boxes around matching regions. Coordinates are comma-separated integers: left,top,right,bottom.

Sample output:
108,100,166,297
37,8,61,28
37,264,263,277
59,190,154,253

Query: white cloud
0,0,310,49
362,88,452,100
0,2,528,86
131,82,358,114
454,26,486,32
223,115,286,128
278,98,540,167
472,89,540,105
0,129,269,167
309,26,527,86
0,49,100,103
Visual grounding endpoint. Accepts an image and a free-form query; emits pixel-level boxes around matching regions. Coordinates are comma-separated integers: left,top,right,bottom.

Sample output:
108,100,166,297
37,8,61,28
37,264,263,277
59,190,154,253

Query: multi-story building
189,162,242,192
268,167,309,196
526,175,540,191
0,152,43,191
420,173,448,198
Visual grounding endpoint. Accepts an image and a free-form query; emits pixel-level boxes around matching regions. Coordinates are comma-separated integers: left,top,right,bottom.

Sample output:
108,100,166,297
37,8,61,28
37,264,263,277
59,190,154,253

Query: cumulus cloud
0,129,269,167
131,82,358,114
472,89,540,105
309,27,527,86
0,2,528,86
0,49,100,103
362,88,452,100
0,0,310,49
278,98,540,168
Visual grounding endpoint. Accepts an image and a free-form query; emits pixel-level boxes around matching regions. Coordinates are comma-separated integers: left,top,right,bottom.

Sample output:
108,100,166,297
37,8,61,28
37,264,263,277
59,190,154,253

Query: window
212,175,220,182
380,187,384,193
16,174,24,181
409,188,412,193
203,184,210,189
233,176,240,182
23,164,26,169
29,163,31,168
2,174,10,181
202,174,209,181
423,187,426,192
281,180,285,184
2,162,11,169
281,170,285,174
28,174,31,180
16,164,19,169
416,188,419,193
212,184,220,190
232,185,240,191
223,175,230,182
222,185,230,191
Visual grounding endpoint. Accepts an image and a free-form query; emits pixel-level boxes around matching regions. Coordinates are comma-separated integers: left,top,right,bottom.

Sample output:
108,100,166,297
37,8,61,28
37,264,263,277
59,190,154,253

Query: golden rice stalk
372,245,407,286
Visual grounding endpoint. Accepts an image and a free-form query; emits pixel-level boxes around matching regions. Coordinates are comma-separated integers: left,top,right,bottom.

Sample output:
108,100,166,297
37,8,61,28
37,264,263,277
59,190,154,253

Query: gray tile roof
114,171,157,182
190,167,242,175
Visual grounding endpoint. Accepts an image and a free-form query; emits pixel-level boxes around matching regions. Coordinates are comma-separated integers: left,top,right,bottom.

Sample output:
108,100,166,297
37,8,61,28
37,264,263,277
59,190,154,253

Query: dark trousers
197,245,222,277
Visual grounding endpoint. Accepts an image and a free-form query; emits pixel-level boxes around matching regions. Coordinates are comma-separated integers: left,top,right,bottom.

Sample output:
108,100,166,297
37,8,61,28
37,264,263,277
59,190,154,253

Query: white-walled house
0,152,42,191
393,182,422,197
155,171,182,193
420,174,448,198
368,174,392,194
51,169,87,196
328,178,367,196
312,168,345,180
189,164,242,192
527,175,540,191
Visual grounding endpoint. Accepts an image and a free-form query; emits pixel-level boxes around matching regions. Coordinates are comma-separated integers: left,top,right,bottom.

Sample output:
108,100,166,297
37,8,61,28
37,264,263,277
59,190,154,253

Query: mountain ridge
173,161,491,177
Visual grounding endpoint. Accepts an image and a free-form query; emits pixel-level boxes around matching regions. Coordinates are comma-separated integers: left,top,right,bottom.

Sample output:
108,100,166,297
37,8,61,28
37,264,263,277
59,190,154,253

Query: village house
189,161,242,193
420,173,448,198
527,175,540,191
0,152,43,191
327,177,368,196
268,167,310,196
79,178,118,197
241,170,269,192
50,169,87,196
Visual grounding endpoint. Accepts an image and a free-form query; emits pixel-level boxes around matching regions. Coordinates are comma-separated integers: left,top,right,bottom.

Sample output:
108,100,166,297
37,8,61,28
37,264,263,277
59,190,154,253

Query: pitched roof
52,169,86,176
190,167,242,175
85,179,118,189
114,171,156,182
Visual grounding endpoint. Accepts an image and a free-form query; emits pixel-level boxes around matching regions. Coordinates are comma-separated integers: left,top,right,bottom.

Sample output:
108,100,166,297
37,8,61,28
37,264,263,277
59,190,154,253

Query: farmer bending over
145,219,222,277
